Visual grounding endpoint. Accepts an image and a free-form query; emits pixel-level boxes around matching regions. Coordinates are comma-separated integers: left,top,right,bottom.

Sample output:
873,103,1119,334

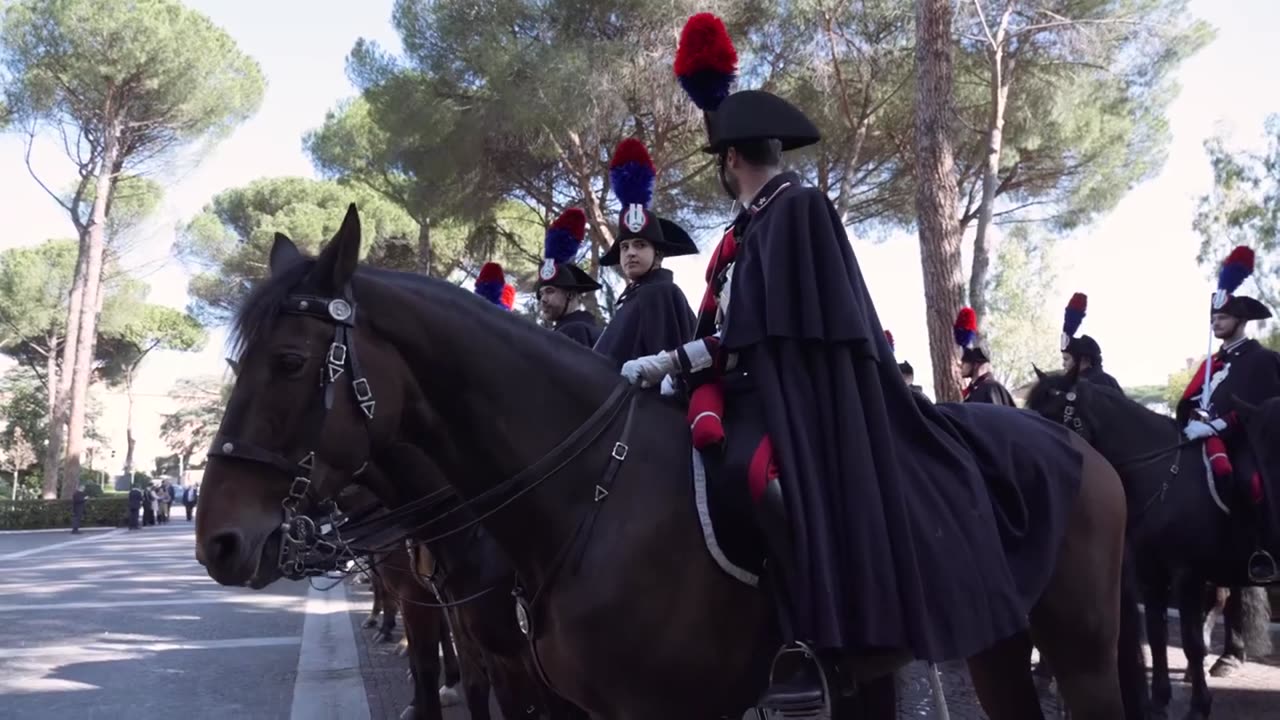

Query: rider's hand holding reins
1183,418,1226,440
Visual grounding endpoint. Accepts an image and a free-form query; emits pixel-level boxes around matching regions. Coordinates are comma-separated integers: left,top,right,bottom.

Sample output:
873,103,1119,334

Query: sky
0,0,1277,472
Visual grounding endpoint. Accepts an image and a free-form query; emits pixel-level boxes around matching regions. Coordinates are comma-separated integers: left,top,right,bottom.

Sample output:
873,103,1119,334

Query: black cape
1078,366,1123,393
964,374,1016,406
721,172,1080,661
593,268,696,370
553,309,602,349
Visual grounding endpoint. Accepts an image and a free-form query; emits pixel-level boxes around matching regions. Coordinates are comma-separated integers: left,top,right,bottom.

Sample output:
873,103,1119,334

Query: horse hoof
362,615,379,628
374,631,395,644
397,639,409,657
439,685,462,707
1209,656,1241,678
406,668,413,682
1180,710,1209,720
398,704,417,720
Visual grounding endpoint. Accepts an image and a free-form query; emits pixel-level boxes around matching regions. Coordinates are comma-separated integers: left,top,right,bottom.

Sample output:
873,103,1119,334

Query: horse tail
1116,544,1149,720
1238,585,1274,658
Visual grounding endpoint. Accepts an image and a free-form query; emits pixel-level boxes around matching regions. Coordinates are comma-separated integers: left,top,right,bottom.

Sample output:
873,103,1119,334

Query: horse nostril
206,530,244,569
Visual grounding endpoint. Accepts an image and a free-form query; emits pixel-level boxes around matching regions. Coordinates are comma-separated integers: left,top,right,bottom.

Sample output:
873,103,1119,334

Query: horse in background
1026,371,1274,720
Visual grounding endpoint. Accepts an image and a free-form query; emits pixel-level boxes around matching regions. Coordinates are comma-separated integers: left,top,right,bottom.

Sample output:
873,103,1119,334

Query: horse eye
273,353,307,375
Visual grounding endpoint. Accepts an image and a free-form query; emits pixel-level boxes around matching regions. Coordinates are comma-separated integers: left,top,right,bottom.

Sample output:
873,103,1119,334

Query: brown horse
195,208,1139,719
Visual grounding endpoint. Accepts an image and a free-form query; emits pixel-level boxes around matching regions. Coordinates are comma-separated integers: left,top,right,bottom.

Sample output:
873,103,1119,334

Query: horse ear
1033,364,1047,382
310,204,362,292
269,233,304,278
225,357,241,377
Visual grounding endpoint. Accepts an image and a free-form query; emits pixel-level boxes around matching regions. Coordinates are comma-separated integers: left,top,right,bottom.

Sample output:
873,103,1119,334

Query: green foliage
96,304,207,387
1163,363,1197,415
176,177,419,324
1193,114,1280,307
0,368,50,457
0,238,77,355
81,480,104,497
0,0,265,172
1265,329,1280,353
949,0,1212,235
0,496,129,529
160,376,229,459
983,227,1061,389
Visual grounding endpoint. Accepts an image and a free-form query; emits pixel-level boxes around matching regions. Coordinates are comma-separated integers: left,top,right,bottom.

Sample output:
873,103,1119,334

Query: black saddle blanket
695,400,1085,617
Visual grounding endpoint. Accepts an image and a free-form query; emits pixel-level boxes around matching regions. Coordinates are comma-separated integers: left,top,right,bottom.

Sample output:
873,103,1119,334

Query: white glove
621,352,676,387
660,374,677,396
1183,420,1218,440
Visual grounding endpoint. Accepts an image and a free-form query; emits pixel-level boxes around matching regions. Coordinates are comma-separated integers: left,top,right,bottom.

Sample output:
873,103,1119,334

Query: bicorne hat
954,307,990,365
674,14,821,155
599,138,698,267
535,208,601,294
1211,246,1271,321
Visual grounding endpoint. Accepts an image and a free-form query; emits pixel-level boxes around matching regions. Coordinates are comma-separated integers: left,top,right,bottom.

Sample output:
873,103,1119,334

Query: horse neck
1082,389,1186,494
361,277,621,580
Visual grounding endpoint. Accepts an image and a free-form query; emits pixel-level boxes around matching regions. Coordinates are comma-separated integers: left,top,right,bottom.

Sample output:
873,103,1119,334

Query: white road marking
290,582,370,720
0,528,126,560
0,594,306,612
0,635,300,659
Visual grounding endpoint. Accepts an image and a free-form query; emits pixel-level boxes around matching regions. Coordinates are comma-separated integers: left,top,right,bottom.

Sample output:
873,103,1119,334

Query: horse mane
229,259,613,377
1027,371,1178,437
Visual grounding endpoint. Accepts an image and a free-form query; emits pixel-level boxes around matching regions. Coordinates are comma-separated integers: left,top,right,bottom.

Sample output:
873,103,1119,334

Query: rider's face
620,239,657,281
1211,312,1243,340
1061,352,1075,372
960,360,975,379
538,286,570,323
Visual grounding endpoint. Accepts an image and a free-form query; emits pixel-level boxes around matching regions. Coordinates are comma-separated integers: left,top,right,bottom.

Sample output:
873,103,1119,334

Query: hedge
0,497,131,530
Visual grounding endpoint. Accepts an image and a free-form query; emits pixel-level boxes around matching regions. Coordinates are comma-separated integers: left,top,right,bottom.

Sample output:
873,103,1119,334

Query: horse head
195,205,418,587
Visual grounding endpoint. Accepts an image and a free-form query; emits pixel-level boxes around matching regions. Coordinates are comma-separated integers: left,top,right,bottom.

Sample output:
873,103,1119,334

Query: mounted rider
475,262,516,311
592,139,698,372
954,308,1015,405
1060,292,1123,391
535,208,603,348
886,329,924,396
1175,246,1280,583
621,13,1072,712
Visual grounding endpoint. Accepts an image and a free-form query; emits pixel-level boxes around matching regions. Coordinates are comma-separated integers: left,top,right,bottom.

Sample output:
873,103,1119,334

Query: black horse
1026,371,1274,720
196,208,1142,719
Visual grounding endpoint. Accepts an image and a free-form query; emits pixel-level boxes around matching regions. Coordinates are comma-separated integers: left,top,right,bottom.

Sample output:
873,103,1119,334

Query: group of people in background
125,479,198,530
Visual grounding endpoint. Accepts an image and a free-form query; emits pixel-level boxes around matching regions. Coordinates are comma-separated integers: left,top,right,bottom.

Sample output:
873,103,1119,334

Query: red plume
883,329,895,351
477,262,504,284
955,307,977,332
501,284,516,310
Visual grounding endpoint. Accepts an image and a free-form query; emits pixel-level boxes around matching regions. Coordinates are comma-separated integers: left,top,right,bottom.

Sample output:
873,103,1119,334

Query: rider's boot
753,477,825,713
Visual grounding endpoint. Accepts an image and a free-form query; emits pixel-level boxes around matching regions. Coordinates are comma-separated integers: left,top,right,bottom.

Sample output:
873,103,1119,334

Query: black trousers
129,507,141,529
185,502,195,520
71,509,83,533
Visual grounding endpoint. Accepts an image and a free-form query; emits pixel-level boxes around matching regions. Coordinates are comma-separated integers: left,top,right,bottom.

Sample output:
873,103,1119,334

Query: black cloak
552,309,602,349
1078,366,1123,393
720,172,1080,661
593,268,696,370
964,374,1016,406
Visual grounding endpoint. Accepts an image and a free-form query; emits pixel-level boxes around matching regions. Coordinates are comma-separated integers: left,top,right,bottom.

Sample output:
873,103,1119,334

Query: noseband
208,287,377,580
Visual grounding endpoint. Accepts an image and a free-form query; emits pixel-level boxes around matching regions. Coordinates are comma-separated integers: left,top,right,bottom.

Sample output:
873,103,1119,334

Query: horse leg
438,612,461,695
1176,575,1212,720
376,592,399,644
364,564,384,628
967,632,1045,720
1029,439,1126,720
401,599,445,720
1143,575,1173,720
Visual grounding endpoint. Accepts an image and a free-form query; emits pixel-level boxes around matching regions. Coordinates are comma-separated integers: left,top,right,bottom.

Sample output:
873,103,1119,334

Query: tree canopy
982,227,1060,390
1194,114,1280,307
176,176,420,324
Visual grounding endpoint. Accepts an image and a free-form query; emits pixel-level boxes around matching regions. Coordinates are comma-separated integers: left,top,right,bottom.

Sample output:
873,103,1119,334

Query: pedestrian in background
127,486,143,530
143,486,156,527
183,484,198,521
70,484,86,534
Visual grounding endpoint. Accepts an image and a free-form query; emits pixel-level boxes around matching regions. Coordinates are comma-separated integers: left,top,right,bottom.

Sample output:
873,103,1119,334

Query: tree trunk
124,367,136,477
968,1,1016,322
416,217,432,277
61,126,120,499
914,0,966,402
40,332,62,498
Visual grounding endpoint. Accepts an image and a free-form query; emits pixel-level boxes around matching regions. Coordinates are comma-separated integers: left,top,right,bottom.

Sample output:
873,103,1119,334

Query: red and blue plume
1063,292,1087,338
953,307,978,348
674,13,738,112
500,284,516,311
475,262,506,306
884,329,895,351
545,208,587,265
610,138,655,208
1217,246,1255,293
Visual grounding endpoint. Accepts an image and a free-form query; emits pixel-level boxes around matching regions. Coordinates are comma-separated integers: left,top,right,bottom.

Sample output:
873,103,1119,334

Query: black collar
556,309,596,327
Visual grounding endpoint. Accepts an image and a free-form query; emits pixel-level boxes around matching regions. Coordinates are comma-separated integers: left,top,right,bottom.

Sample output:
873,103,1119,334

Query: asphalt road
0,520,330,720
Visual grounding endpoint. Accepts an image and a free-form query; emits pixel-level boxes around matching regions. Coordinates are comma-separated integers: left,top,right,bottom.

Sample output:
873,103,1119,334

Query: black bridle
208,287,378,580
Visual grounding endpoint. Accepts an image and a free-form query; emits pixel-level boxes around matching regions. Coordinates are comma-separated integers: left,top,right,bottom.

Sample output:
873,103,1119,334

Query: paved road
0,520,364,720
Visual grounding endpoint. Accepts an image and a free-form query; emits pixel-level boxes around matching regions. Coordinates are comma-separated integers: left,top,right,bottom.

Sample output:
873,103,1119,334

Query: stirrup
1247,549,1278,583
757,642,830,718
